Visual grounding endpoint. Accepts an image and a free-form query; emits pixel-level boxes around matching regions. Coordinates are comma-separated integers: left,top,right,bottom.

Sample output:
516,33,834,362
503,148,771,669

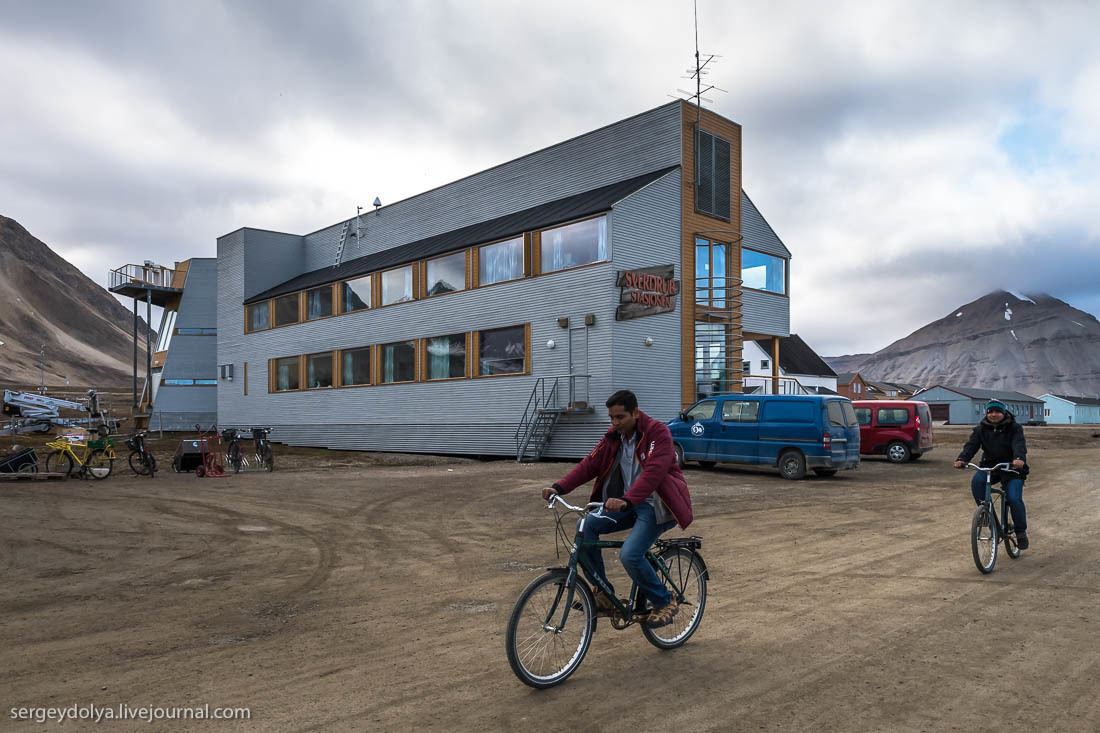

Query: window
742,361,751,373
742,249,786,295
827,402,845,427
306,352,334,389
195,379,218,386
854,382,861,394
695,322,731,396
479,236,523,285
721,400,759,422
425,333,467,380
540,216,607,273
695,238,727,307
877,408,910,425
273,356,300,392
695,130,731,220
760,360,769,371
164,378,194,385
425,252,466,297
380,341,416,383
177,328,217,335
340,346,372,387
219,364,234,380
274,294,300,326
854,407,872,426
841,402,858,427
306,285,334,320
685,401,716,421
341,275,371,313
246,303,269,332
381,266,414,305
478,325,526,375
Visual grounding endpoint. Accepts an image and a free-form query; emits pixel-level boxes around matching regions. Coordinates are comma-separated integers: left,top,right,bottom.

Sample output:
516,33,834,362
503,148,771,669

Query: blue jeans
971,470,1027,533
576,501,677,607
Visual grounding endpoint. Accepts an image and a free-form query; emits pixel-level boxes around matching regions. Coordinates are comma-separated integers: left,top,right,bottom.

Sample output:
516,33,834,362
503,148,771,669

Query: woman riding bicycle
540,389,693,628
954,400,1030,549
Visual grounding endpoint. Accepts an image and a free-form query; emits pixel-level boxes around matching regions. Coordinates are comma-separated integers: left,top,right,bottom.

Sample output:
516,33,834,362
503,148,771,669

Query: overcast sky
2,0,1098,356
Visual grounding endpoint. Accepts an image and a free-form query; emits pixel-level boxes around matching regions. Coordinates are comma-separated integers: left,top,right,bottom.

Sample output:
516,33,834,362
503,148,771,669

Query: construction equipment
1,389,119,435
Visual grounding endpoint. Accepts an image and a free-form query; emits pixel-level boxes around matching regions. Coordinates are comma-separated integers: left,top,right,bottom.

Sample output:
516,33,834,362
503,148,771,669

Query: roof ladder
332,220,352,268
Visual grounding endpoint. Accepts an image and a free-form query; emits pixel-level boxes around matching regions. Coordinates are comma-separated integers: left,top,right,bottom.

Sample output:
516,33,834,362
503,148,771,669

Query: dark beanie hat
985,400,1007,413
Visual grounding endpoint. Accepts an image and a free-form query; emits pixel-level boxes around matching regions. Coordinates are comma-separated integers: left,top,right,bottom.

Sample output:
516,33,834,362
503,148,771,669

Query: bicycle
44,427,115,479
222,428,244,473
967,462,1022,574
250,427,274,472
505,494,708,689
125,430,156,477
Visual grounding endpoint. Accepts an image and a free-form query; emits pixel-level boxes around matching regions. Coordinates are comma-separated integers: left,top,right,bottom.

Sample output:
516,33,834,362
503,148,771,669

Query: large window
742,249,786,295
381,266,414,305
246,303,269,332
341,275,371,313
340,346,372,387
273,294,300,327
380,340,416,383
695,238,727,308
306,285,333,320
695,322,731,397
425,252,466,297
696,130,731,220
479,236,524,285
306,351,334,389
721,400,759,422
877,408,910,426
478,325,526,376
273,356,300,392
540,216,607,274
426,333,467,380
685,400,716,421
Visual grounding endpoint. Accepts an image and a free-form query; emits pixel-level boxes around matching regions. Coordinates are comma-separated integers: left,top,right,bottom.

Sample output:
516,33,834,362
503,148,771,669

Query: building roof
1045,394,1100,406
754,334,836,377
804,385,839,395
918,384,1043,403
244,165,679,304
836,372,861,384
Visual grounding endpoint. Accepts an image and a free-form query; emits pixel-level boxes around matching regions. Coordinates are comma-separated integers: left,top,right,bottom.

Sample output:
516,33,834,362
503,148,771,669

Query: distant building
836,372,870,400
1038,394,1100,424
865,381,918,400
741,334,837,394
907,385,1045,425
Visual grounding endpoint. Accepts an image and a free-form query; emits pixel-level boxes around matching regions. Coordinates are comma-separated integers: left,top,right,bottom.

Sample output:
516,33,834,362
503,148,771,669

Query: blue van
668,394,861,479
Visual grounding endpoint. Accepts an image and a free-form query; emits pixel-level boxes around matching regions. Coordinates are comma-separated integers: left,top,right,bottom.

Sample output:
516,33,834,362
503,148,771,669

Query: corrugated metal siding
301,103,683,272
742,289,790,337
174,259,218,328
741,190,791,258
608,170,683,423
241,229,305,301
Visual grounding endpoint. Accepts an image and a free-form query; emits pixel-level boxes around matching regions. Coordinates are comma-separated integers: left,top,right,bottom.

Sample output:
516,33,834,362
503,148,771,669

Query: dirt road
2,427,1099,731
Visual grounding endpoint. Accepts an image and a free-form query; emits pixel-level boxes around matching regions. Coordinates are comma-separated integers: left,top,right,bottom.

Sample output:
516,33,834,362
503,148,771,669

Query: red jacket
553,410,693,529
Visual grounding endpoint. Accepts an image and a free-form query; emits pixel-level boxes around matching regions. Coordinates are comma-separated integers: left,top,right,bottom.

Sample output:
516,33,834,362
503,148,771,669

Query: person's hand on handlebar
604,498,628,512
1011,459,1025,470
541,487,558,502
953,460,965,469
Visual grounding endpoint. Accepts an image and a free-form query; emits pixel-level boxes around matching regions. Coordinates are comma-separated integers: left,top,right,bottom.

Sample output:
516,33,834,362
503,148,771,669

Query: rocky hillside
0,215,154,387
826,291,1100,397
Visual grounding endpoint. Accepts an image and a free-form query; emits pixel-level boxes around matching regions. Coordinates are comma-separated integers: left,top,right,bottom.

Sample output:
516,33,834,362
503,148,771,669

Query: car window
721,400,759,422
877,407,910,425
827,401,845,427
842,402,860,427
760,400,814,423
686,400,717,421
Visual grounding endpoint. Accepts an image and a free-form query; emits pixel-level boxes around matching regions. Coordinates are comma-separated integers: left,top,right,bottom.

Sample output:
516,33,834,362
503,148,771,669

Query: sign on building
615,265,680,321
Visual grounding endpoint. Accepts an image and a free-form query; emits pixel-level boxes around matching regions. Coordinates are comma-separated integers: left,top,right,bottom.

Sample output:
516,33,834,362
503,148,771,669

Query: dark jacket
956,411,1029,479
553,410,693,529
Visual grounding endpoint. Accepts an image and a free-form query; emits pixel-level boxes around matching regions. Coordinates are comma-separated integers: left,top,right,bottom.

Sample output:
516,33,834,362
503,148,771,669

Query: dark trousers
971,470,1027,533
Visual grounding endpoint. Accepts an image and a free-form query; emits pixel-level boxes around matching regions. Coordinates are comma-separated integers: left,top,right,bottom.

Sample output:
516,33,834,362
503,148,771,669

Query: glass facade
742,248,786,294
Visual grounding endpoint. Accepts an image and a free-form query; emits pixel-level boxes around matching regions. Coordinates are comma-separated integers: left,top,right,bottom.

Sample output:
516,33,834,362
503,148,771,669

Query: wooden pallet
0,471,69,481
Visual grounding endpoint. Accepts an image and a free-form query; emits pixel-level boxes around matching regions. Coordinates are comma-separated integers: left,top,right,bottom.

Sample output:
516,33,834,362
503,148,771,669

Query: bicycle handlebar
546,494,604,514
966,462,1019,474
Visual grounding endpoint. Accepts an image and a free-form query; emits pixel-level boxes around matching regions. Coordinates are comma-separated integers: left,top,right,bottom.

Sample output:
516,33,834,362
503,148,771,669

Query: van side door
680,400,718,460
716,398,760,463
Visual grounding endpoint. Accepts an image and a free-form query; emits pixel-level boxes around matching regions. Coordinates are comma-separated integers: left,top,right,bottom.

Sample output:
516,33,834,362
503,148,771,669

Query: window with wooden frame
340,275,371,314
476,324,528,376
741,248,787,295
539,215,607,274
379,340,417,383
246,302,270,332
424,333,468,380
305,285,334,321
339,346,372,387
271,355,301,392
381,265,415,306
424,251,467,297
477,235,525,286
305,351,335,389
273,293,300,327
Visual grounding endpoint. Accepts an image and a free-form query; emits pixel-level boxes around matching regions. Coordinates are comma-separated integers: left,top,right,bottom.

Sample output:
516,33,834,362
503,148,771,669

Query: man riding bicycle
954,399,1030,549
540,390,693,628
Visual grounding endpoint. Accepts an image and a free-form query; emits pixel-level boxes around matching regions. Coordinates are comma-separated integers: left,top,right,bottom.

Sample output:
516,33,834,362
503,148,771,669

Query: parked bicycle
505,494,708,689
44,427,115,479
125,430,156,477
968,462,1022,574
222,428,243,473
222,427,273,473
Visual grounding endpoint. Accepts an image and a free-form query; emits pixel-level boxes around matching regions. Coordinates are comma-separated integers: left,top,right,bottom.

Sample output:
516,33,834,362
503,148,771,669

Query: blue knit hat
985,400,1007,413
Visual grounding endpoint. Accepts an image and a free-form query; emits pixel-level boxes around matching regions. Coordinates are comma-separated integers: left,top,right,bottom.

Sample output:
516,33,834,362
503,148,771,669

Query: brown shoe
646,599,679,628
593,589,616,617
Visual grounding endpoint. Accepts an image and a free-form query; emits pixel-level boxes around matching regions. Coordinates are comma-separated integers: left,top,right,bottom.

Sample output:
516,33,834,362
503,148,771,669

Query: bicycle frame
970,462,1017,538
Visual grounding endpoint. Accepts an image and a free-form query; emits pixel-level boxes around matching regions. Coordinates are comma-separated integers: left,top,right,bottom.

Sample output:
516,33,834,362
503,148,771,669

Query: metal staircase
514,375,592,462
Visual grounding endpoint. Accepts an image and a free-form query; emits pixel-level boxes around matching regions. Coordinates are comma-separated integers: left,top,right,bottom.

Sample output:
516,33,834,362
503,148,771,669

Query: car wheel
778,450,806,480
674,444,685,469
886,441,911,463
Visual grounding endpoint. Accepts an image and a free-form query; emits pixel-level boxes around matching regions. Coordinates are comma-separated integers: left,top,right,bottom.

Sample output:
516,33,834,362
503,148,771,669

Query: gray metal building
216,102,793,458
909,385,1045,425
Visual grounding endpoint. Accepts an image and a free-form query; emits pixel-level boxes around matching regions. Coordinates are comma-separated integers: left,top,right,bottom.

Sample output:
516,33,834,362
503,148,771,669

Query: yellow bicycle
44,427,115,480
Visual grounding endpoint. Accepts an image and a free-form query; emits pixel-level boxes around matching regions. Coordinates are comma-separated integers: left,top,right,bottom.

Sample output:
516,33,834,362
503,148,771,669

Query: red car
852,400,934,463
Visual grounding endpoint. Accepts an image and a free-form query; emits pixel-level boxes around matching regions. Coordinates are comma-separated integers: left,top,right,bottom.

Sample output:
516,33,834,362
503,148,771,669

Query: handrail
109,264,178,290
514,374,592,460
741,375,811,395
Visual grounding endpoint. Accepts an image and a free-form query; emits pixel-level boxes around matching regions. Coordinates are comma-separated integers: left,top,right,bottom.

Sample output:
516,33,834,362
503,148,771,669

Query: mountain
0,215,154,387
825,290,1100,397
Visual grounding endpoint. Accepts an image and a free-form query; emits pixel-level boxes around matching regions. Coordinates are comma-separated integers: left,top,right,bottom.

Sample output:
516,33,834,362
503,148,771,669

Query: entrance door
930,404,950,422
568,327,588,408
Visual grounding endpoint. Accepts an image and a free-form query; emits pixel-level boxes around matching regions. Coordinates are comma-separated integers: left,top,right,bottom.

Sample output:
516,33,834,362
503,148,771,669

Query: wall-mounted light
546,339,556,349
557,318,569,328
584,314,596,326
644,337,654,347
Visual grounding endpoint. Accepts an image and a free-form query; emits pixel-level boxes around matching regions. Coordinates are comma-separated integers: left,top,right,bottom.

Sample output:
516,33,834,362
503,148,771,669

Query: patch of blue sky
997,109,1072,173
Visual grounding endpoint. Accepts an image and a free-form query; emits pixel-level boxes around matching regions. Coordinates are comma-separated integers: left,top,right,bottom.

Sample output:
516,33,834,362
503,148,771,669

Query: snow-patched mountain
825,291,1100,397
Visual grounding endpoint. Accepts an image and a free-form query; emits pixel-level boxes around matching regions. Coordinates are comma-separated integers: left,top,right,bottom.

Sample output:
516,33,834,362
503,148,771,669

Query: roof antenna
668,1,726,188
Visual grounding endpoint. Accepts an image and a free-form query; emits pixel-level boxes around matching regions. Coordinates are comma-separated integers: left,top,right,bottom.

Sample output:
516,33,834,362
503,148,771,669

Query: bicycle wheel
506,572,595,689
642,547,708,649
1004,524,1022,559
261,443,274,472
45,450,75,476
971,504,998,574
228,444,242,473
129,450,152,476
86,449,113,480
